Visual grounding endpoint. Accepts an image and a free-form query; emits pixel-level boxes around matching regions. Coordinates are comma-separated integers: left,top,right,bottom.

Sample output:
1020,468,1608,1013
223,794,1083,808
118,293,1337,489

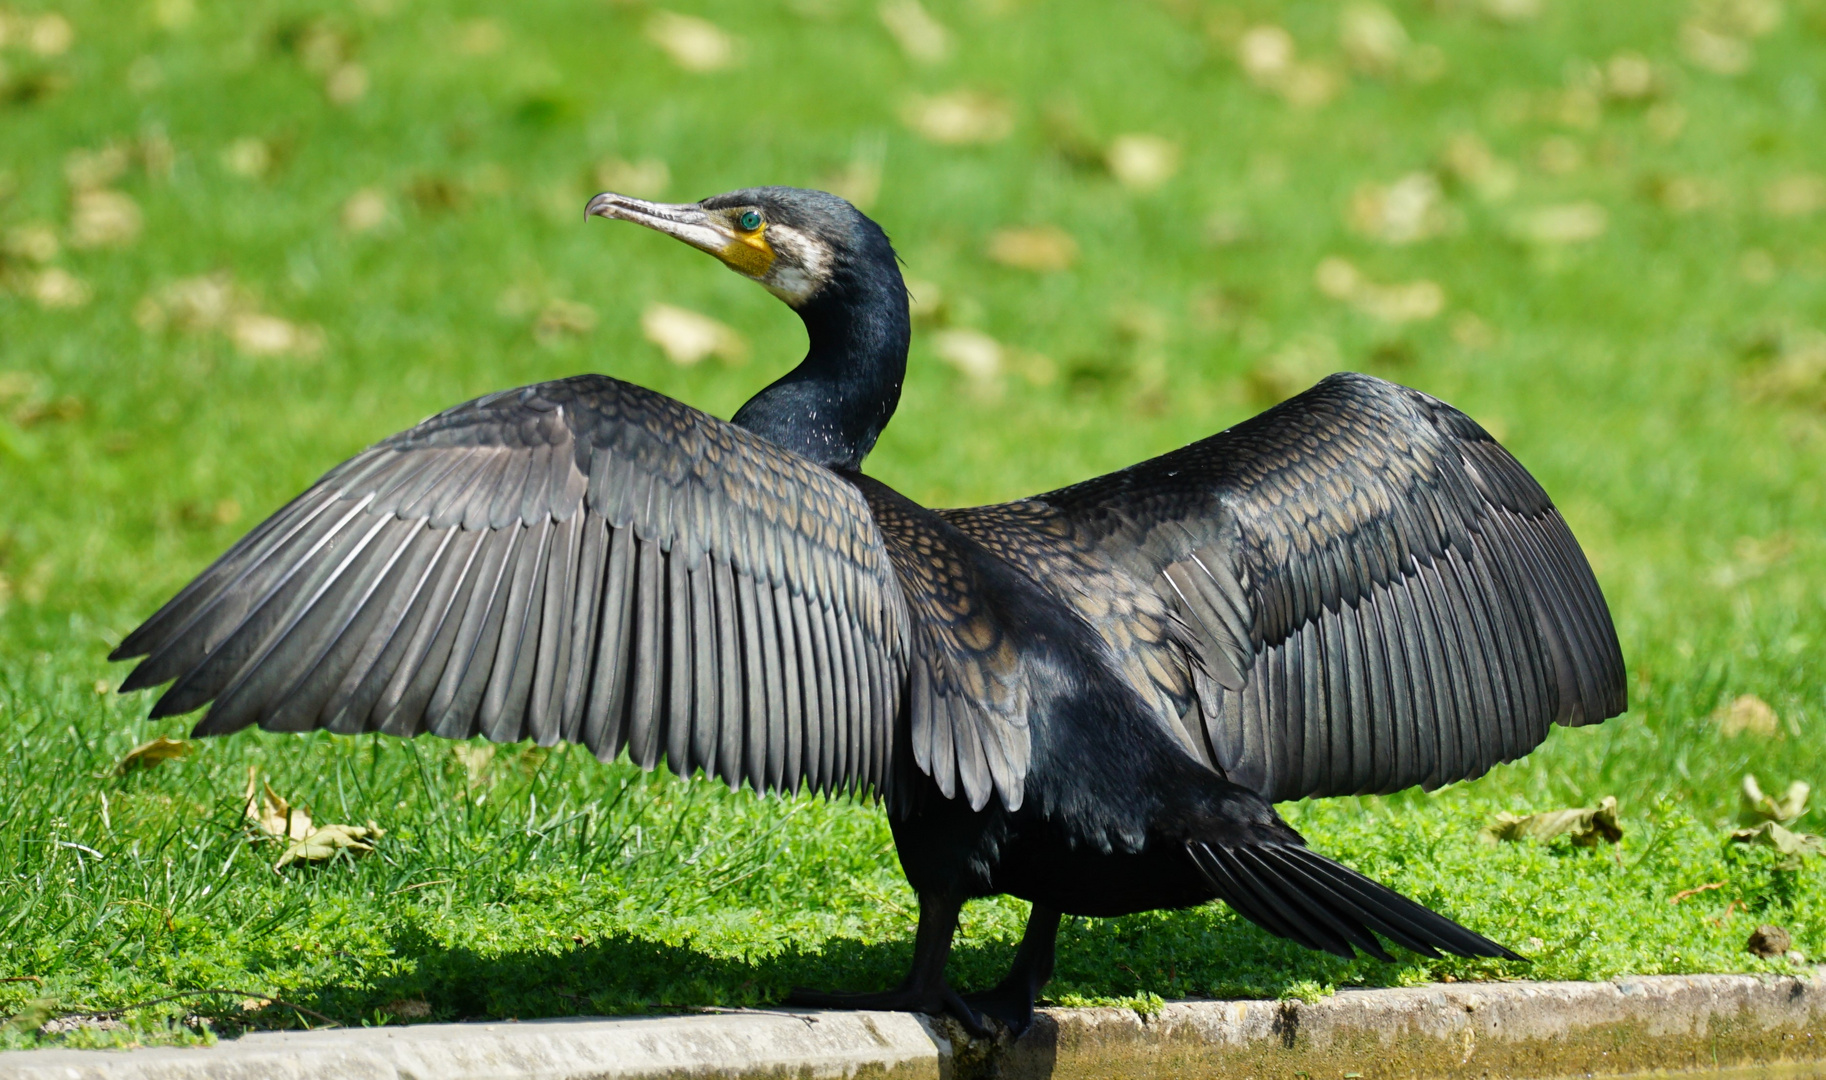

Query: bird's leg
962,904,1061,1036
785,891,987,1036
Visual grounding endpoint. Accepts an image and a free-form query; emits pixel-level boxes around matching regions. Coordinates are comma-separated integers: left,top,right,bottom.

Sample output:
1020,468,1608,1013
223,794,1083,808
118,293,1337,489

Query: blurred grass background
2,0,1825,1048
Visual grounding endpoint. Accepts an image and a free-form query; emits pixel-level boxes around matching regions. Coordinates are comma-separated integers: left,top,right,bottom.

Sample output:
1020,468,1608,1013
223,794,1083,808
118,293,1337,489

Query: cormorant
112,187,1626,1035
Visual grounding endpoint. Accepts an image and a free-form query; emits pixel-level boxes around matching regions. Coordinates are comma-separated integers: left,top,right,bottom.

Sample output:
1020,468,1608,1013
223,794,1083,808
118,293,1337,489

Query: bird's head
586,186,894,310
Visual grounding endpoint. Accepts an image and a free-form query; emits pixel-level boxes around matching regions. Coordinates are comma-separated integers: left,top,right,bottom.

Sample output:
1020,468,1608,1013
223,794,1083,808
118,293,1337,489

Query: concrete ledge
5,973,1826,1080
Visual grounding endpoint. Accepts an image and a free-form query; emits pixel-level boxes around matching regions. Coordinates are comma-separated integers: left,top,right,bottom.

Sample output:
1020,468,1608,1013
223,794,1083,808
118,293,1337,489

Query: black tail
1186,841,1522,962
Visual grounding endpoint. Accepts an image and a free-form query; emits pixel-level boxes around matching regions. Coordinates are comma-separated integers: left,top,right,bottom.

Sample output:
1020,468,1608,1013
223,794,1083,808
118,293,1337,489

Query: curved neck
730,268,909,471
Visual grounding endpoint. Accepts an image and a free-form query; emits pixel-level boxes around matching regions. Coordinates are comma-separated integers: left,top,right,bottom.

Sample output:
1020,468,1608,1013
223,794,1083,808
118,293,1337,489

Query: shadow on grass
289,904,1426,1026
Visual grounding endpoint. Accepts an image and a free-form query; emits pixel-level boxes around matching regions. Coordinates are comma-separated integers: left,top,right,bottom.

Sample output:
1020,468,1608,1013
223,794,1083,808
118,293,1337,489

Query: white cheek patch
761,224,833,306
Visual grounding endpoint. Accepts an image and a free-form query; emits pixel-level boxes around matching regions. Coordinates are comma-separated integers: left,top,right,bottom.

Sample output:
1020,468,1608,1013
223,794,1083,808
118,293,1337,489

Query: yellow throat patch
718,224,775,278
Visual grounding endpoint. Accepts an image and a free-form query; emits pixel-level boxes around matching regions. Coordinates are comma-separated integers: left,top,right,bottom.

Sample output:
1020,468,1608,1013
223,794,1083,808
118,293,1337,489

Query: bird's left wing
111,375,909,799
957,373,1626,803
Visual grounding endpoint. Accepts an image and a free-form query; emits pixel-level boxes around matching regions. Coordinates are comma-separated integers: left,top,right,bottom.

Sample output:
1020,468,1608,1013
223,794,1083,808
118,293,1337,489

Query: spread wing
990,372,1626,802
111,375,910,799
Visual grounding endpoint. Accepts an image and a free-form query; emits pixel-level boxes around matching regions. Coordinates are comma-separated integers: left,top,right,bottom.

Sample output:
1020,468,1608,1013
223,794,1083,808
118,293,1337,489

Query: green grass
3,0,1826,1050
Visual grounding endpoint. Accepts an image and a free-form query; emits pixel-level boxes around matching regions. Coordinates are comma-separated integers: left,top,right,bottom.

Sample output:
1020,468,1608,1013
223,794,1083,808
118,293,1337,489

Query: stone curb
5,973,1826,1080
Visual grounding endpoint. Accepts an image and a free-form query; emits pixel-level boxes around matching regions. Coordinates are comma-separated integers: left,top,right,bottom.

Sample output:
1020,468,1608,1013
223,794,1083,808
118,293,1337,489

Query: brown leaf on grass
341,187,391,233
1313,257,1445,323
595,157,671,198
1347,173,1453,243
1765,174,1826,217
220,138,273,179
640,302,747,365
822,142,884,210
115,736,191,775
901,91,1013,145
274,822,383,868
645,11,736,72
1715,695,1781,738
1479,796,1622,846
1439,134,1517,202
1510,202,1608,244
986,225,1078,272
1339,2,1408,75
246,769,312,842
879,0,951,64
4,223,59,263
1105,135,1180,192
64,145,131,191
932,328,1003,383
1730,822,1823,859
533,299,598,346
245,768,385,868
1739,774,1808,825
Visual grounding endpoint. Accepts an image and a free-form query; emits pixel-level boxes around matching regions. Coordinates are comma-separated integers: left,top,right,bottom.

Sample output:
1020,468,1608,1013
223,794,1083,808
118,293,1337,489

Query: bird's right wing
111,375,911,799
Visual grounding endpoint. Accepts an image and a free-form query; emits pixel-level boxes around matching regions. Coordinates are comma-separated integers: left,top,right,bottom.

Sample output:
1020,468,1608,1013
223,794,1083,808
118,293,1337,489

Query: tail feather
1188,841,1521,962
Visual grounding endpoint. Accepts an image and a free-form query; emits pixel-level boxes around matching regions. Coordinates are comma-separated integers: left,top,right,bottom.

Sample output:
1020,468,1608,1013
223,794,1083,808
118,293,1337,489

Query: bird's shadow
286,903,1433,1026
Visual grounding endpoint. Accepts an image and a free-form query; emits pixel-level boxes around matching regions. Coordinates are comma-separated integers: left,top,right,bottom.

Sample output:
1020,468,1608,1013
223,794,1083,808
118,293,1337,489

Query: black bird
112,187,1626,1035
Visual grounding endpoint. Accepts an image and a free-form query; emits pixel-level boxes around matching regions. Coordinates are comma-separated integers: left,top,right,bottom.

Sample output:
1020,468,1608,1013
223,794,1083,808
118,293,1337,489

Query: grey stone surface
0,1010,946,1080
5,973,1826,1080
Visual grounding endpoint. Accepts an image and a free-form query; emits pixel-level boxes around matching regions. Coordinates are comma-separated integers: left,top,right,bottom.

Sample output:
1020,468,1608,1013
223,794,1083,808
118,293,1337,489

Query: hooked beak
585,192,731,257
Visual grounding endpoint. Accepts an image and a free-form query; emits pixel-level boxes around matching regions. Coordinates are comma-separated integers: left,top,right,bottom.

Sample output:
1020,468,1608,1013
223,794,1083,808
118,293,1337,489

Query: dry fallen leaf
534,299,598,345
64,145,130,190
900,91,1013,145
1511,202,1609,244
116,736,192,775
325,63,369,105
1440,133,1517,202
275,822,383,868
1105,135,1180,193
1237,25,1295,83
1480,796,1622,846
453,18,505,55
641,302,748,365
4,223,60,263
1739,774,1808,825
1313,257,1445,323
1681,22,1752,75
1731,822,1823,861
986,225,1078,272
1480,0,1541,23
221,138,273,179
1339,2,1408,74
1348,173,1449,244
231,312,324,358
68,189,143,249
1765,174,1826,217
247,771,313,842
1604,52,1658,99
29,269,90,310
904,278,946,325
28,13,73,55
645,11,736,72
341,187,391,232
596,157,671,198
932,328,1003,382
879,0,951,64
245,768,384,868
1716,695,1781,738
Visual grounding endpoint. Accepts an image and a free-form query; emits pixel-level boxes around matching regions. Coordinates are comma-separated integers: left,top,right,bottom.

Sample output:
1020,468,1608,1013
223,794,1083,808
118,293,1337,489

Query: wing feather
113,376,912,801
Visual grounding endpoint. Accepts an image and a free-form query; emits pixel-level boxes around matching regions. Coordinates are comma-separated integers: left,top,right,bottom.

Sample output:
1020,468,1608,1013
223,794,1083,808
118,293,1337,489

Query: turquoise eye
739,211,762,230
